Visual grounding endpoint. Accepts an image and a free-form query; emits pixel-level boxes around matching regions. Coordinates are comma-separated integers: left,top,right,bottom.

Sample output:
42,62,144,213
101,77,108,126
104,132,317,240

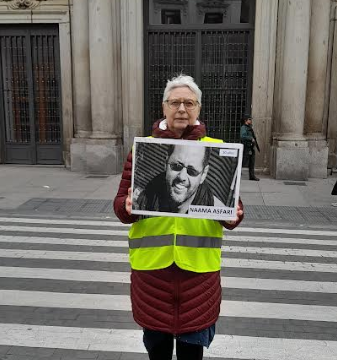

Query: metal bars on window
1,35,30,144
0,25,62,164
146,31,196,134
31,34,61,144
201,30,250,142
145,29,253,142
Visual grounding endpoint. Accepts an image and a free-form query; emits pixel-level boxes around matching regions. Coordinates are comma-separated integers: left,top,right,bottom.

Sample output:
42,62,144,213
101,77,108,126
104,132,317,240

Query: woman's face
162,87,201,137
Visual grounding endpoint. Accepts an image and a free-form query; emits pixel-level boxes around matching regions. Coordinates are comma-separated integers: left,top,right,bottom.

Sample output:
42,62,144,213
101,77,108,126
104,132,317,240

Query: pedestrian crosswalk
0,216,336,359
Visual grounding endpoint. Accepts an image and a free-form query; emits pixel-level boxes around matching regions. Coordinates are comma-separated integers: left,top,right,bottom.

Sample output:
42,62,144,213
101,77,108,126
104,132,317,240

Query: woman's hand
225,203,244,226
125,187,132,215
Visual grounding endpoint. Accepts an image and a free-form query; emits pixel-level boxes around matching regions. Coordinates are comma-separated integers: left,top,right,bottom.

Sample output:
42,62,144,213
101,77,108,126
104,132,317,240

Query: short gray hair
163,74,202,105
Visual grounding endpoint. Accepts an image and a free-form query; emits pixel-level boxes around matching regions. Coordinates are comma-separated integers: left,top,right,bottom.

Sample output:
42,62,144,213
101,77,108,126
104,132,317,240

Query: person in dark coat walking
240,114,260,181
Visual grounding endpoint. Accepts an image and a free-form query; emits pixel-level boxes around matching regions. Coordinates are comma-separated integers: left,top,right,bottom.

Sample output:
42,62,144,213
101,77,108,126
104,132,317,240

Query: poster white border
131,137,243,221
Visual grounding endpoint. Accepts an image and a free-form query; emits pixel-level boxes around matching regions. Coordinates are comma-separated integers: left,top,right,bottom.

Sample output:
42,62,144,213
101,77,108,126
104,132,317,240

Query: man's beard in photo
167,178,191,209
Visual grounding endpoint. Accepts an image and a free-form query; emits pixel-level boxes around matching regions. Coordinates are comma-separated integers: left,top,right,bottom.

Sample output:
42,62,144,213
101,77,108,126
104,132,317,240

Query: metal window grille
145,29,253,142
1,35,30,144
145,0,255,142
31,34,61,144
145,31,197,134
0,25,62,164
200,30,250,142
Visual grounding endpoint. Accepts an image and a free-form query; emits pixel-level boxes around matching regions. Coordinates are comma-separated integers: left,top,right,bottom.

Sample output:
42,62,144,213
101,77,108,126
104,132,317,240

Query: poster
131,137,243,221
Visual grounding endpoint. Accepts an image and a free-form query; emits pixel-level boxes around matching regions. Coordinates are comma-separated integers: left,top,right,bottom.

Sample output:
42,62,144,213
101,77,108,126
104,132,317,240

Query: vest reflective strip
129,234,222,249
176,235,222,248
128,234,173,249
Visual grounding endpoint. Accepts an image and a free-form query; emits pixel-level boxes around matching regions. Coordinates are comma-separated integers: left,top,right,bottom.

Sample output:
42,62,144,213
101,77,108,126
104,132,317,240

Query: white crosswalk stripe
1,248,337,272
225,235,337,246
0,218,336,236
0,216,336,359
0,289,336,322
0,324,336,360
1,266,336,293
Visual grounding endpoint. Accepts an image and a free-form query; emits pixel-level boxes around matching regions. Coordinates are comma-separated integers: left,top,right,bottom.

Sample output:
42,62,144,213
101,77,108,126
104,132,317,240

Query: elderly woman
113,75,244,360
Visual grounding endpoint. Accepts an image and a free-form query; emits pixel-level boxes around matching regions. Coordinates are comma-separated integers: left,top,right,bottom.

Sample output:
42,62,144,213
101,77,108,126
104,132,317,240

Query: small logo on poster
219,149,238,157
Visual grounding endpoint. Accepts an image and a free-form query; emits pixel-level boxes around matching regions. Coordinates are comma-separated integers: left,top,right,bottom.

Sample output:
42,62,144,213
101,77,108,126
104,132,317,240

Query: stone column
84,0,123,174
70,0,92,172
304,0,330,178
272,0,311,180
89,0,116,139
121,0,144,158
59,16,73,168
72,0,91,138
251,0,278,173
327,4,337,169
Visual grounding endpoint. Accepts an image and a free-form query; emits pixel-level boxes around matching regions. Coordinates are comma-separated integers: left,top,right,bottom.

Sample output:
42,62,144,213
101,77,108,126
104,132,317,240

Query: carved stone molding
153,0,188,15
196,1,229,16
0,0,46,10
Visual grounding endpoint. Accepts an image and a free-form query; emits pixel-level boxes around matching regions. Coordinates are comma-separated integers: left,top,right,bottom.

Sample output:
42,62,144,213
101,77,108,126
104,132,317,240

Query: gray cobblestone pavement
3,197,336,224
0,164,336,225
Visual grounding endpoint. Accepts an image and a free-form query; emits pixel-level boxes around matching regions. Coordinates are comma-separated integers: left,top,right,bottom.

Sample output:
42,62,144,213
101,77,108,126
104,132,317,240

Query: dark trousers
332,180,337,195
145,332,203,360
243,148,256,179
248,150,256,179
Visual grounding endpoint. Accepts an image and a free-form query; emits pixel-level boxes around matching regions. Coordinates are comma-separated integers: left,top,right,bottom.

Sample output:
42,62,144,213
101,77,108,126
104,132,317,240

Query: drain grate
283,181,307,186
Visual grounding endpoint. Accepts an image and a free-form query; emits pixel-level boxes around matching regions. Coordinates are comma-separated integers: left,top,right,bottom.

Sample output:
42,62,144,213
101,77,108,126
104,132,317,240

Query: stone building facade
0,0,336,180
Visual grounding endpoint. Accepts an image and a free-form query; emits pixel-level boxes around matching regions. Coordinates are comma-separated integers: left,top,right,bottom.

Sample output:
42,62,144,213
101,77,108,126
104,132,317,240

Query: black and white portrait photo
131,138,243,221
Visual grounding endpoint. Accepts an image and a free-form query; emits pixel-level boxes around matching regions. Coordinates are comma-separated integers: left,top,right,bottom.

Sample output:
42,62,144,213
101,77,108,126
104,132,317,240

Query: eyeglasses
165,99,199,110
168,162,201,177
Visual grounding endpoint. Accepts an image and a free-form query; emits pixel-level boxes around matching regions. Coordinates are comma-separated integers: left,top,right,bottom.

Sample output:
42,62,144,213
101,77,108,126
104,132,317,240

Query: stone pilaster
89,0,116,139
111,0,123,143
327,4,337,169
272,0,311,180
305,0,330,135
71,0,123,174
251,0,278,173
304,0,330,178
121,0,144,158
70,0,92,172
72,0,91,139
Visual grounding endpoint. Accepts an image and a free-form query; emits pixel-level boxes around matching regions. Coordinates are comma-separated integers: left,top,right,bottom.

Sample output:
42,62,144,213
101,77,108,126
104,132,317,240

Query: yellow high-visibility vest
129,136,224,273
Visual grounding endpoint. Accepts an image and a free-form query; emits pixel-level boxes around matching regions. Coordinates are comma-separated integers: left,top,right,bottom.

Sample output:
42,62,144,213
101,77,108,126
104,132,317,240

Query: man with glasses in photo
134,143,225,213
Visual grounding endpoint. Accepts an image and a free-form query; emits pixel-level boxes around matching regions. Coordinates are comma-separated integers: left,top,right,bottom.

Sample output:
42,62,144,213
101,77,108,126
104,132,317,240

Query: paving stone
53,349,99,359
2,355,37,360
118,354,147,360
7,347,55,356
0,345,12,354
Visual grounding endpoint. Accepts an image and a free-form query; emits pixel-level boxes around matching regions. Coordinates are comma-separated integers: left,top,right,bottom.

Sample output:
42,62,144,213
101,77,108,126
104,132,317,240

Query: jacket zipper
173,263,180,335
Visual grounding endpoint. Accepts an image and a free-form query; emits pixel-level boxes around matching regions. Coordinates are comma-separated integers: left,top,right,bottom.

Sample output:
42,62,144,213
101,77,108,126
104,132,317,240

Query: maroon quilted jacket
113,119,244,334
